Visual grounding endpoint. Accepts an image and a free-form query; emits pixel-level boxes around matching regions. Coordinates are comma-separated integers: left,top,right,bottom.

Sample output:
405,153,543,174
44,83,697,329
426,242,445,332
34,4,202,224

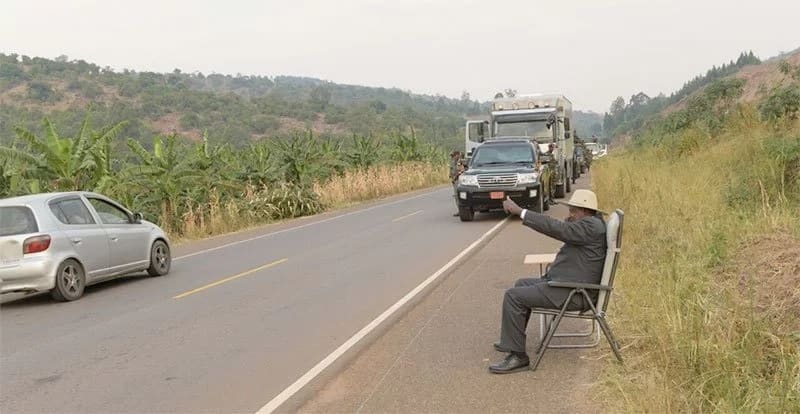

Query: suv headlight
459,174,478,186
517,172,540,184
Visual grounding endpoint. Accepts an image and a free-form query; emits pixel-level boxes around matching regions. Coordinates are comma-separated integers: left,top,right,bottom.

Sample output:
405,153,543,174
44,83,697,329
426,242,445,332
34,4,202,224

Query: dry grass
171,162,447,244
592,111,800,412
314,162,448,208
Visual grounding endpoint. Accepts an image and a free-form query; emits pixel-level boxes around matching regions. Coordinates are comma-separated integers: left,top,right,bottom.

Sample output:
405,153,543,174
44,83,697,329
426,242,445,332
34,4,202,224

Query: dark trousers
498,277,594,354
498,278,557,354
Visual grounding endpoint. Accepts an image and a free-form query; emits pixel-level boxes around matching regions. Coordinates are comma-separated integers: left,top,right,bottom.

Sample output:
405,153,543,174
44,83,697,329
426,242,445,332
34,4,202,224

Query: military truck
454,139,549,222
465,93,575,198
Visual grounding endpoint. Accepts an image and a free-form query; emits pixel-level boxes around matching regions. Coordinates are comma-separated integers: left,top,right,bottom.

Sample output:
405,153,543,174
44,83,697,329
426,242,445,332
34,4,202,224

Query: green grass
592,107,800,412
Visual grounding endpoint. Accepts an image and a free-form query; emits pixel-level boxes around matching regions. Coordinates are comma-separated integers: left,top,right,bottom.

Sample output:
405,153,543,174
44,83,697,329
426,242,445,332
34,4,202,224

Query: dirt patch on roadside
732,232,800,330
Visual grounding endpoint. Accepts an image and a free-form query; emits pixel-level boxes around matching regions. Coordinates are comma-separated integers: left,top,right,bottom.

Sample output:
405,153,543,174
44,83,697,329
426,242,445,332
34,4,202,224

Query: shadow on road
0,273,152,308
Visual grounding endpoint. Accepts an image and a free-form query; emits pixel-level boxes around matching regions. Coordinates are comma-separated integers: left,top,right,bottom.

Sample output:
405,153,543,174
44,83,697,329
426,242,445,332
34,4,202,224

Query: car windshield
495,121,551,141
0,206,39,236
472,144,535,167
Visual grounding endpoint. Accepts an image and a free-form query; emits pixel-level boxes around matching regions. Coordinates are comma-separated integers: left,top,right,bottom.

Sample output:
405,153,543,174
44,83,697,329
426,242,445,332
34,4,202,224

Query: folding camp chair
529,209,625,371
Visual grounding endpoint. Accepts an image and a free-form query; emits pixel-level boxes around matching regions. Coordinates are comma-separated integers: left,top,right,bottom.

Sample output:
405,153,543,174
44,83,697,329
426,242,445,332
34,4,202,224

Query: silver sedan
0,192,171,301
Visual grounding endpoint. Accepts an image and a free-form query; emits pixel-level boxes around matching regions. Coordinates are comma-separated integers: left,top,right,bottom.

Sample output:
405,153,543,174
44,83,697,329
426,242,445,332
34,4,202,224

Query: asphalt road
0,186,509,413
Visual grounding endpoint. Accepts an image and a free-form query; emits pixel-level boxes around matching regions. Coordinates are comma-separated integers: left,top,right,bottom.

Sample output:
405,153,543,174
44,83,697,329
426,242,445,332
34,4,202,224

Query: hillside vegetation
0,53,602,151
593,53,800,411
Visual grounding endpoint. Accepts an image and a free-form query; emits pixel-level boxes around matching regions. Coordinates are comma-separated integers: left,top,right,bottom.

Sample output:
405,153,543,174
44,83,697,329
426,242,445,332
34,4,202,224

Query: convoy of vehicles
455,93,585,221
465,93,576,199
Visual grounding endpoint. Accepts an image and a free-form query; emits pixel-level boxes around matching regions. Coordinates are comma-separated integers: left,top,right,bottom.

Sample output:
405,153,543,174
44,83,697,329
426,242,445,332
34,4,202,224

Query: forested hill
601,49,800,142
0,53,601,149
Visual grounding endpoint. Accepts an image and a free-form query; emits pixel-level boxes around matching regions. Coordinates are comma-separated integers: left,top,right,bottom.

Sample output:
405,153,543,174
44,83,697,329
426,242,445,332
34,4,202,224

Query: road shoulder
298,197,605,413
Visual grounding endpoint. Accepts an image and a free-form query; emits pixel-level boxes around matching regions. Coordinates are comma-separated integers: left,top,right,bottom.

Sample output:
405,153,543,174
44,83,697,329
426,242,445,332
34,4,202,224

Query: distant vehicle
585,142,607,159
454,139,549,222
0,192,171,301
465,93,575,198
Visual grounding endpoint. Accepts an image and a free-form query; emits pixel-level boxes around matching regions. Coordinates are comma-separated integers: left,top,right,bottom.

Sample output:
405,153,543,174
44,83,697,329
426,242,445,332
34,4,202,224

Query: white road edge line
174,188,444,261
255,216,510,414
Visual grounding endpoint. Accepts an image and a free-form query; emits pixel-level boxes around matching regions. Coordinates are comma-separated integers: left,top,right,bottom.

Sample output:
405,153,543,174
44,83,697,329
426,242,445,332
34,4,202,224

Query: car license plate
490,191,505,200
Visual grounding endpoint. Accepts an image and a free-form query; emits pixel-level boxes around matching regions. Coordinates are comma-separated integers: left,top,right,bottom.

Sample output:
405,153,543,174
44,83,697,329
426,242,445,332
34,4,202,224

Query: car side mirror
133,212,143,223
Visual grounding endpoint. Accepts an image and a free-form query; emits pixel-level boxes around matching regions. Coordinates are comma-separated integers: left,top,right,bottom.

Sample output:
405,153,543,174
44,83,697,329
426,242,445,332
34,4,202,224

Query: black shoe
489,353,530,374
453,212,459,217
493,342,511,353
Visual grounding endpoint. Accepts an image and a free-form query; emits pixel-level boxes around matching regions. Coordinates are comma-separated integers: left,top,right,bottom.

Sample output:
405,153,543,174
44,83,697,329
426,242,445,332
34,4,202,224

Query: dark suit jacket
522,211,607,308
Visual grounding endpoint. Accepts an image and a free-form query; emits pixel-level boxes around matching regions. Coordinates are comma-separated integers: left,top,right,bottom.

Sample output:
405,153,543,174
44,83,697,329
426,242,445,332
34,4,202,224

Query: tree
27,81,54,102
460,90,471,102
610,96,626,115
309,85,332,111
628,92,651,108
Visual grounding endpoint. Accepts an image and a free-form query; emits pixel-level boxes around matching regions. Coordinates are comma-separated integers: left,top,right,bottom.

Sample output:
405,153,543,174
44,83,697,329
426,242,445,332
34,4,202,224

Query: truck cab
464,93,575,198
454,139,549,222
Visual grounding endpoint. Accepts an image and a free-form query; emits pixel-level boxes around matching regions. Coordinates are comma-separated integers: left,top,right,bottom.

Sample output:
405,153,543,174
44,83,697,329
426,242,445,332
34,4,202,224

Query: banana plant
390,130,424,163
126,133,204,229
239,142,280,186
346,134,382,169
0,116,126,191
274,131,328,185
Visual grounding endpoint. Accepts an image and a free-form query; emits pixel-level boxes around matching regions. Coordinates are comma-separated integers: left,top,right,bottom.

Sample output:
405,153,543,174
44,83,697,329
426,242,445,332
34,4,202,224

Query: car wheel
458,206,474,222
147,240,171,276
51,259,86,302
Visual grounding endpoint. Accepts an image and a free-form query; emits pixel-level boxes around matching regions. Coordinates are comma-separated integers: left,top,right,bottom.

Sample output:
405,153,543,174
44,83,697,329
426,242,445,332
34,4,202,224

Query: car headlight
459,174,478,186
517,172,540,184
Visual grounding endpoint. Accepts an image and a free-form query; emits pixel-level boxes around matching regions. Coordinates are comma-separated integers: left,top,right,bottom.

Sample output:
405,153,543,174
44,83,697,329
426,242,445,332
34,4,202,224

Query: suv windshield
472,144,535,167
0,206,39,236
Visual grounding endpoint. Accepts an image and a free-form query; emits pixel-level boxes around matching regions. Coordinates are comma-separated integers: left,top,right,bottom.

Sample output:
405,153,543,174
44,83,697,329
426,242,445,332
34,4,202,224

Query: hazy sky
2,0,799,112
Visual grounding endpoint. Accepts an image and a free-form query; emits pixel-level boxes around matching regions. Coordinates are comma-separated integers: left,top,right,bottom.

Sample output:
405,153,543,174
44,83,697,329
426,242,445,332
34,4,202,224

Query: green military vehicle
454,139,550,222
465,93,576,199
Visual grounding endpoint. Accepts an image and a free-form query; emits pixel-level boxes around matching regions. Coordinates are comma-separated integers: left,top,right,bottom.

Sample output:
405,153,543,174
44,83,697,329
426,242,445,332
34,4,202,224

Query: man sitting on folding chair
489,189,607,374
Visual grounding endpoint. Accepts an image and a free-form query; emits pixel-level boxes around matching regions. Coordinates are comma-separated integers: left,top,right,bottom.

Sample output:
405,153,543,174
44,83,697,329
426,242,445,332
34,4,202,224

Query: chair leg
596,315,623,363
535,313,551,354
581,290,623,363
531,290,577,371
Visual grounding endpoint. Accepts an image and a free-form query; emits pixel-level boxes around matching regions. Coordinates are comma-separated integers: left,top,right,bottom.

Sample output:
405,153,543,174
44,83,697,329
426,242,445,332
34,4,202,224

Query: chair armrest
523,253,557,265
546,281,612,291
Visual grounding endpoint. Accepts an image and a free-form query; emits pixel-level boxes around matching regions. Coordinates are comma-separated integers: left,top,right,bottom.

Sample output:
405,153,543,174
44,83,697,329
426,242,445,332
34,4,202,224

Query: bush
760,85,800,120
27,81,56,102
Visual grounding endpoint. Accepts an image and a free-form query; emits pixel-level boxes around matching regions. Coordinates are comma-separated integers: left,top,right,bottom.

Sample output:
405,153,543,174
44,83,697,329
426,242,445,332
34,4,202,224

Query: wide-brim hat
558,189,605,214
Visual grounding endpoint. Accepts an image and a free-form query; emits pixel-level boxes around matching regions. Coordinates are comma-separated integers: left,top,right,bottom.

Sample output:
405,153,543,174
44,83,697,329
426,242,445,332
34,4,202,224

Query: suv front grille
477,174,518,188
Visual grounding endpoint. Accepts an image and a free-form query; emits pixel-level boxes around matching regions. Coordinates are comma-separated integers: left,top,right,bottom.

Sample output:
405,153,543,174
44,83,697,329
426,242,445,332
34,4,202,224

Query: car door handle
110,236,119,242
71,238,82,245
